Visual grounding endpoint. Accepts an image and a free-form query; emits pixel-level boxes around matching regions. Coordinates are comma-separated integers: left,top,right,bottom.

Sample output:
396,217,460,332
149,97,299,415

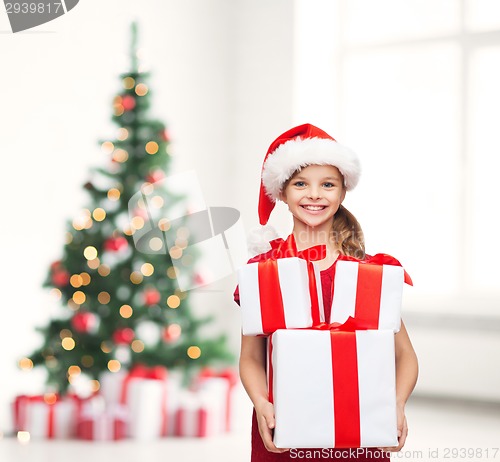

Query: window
294,0,500,315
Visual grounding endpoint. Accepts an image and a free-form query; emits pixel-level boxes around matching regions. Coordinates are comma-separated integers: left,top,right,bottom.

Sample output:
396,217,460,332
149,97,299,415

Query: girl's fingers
258,413,289,453
378,416,408,452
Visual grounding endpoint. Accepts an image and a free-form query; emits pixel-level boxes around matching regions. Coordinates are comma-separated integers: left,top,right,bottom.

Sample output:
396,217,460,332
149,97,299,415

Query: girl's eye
293,181,306,187
323,182,334,188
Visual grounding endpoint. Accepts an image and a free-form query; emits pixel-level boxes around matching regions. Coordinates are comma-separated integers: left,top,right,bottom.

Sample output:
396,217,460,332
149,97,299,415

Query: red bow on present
337,253,413,286
258,234,326,333
198,367,239,388
268,234,326,261
120,364,168,403
308,316,372,333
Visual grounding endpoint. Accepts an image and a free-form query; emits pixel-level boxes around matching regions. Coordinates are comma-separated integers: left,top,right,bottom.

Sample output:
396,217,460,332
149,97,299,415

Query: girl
235,124,418,461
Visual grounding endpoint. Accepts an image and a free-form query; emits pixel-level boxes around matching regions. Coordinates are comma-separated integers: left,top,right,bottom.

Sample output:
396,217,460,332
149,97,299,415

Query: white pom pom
247,225,280,257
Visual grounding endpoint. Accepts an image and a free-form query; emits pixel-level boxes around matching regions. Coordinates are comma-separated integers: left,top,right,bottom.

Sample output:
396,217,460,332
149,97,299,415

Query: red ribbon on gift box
258,234,326,333
175,406,209,437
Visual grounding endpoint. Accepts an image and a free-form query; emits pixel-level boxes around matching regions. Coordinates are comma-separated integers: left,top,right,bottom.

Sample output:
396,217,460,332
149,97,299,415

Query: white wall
291,0,500,404
0,0,296,433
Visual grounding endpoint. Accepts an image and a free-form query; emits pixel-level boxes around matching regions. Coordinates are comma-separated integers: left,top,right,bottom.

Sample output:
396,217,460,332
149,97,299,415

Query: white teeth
303,205,325,211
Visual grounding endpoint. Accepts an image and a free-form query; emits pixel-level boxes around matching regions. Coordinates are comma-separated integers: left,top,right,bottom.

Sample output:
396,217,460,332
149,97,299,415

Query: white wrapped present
238,257,324,335
269,327,398,449
331,254,412,332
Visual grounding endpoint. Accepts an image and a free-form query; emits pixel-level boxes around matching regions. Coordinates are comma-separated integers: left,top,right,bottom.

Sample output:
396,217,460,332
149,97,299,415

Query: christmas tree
22,22,234,394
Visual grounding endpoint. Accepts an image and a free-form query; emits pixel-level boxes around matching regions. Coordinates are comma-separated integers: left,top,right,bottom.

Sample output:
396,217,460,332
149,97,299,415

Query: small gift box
194,368,239,433
331,254,412,333
12,394,82,439
269,323,398,449
99,370,127,406
174,390,220,438
100,365,169,440
238,257,324,335
76,403,128,441
122,365,168,440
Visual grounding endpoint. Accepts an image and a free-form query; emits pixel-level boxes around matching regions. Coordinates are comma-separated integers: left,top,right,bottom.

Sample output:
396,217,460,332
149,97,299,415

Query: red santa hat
258,123,361,225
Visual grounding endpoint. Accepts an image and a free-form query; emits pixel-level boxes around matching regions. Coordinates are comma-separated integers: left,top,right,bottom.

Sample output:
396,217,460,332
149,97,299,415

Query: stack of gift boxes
12,365,238,441
237,241,412,449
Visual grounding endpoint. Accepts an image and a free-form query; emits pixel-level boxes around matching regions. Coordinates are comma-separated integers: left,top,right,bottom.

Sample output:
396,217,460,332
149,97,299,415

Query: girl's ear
340,188,346,204
278,190,287,204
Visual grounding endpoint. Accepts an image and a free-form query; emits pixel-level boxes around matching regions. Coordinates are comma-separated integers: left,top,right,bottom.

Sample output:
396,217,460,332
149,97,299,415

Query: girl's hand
378,403,408,452
255,400,289,453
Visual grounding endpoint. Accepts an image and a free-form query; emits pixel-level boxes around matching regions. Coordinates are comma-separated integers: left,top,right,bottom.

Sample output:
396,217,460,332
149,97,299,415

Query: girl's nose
307,186,321,199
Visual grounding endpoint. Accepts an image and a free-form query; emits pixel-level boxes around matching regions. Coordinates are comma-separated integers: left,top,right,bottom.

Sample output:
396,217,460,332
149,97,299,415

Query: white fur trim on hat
261,137,361,200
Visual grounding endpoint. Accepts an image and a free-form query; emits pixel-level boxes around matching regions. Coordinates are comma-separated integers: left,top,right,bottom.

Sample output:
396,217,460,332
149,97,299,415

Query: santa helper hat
249,123,361,255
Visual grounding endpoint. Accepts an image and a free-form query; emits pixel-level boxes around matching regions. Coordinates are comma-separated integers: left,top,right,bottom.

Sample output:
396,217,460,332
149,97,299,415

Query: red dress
234,243,390,462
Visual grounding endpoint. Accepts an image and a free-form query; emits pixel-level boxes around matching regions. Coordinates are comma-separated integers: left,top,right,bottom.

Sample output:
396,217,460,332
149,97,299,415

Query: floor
1,395,499,462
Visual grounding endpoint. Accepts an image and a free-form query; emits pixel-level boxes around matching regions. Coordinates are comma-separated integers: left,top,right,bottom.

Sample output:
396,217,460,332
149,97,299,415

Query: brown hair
332,204,365,259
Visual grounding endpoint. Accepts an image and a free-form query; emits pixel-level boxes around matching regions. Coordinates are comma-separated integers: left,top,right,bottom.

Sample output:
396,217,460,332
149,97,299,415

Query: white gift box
331,260,405,332
77,403,128,441
238,257,324,336
99,368,168,440
174,390,220,437
14,395,79,439
99,370,127,406
127,378,167,440
269,329,398,449
196,377,232,434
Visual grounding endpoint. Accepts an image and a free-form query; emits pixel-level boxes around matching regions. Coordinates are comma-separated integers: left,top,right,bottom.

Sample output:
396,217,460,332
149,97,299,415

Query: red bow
198,367,238,387
337,253,413,286
127,364,168,380
120,364,168,404
269,234,326,261
308,316,372,332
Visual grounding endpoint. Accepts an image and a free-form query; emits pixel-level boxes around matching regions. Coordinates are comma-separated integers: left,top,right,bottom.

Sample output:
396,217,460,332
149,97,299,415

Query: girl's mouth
301,205,326,211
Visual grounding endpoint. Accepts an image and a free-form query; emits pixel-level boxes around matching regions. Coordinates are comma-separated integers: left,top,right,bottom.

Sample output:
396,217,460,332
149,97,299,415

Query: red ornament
51,269,70,287
145,169,165,184
160,129,170,142
50,260,63,270
144,288,161,306
71,312,98,334
113,328,135,345
104,236,128,252
122,95,136,111
162,324,181,343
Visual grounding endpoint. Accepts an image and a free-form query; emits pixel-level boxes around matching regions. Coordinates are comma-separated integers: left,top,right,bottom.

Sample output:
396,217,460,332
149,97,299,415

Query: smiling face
279,164,346,231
